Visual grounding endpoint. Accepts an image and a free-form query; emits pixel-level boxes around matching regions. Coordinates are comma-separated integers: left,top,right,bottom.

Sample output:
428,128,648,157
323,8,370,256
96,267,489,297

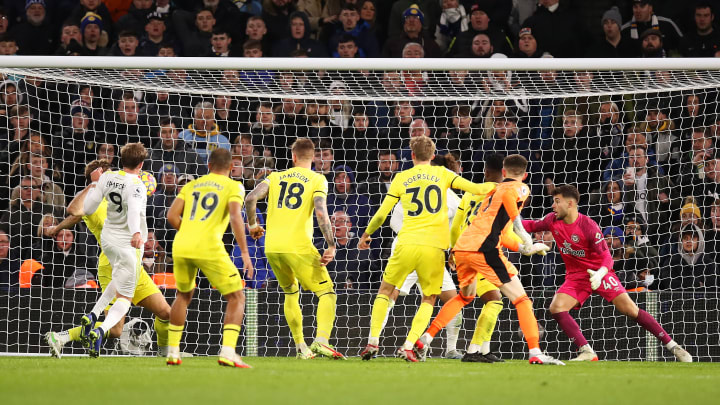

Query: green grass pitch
2,357,719,405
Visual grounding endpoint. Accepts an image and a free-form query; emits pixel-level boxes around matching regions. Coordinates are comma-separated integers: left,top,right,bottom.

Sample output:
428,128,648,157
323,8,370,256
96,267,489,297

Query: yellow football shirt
173,173,245,259
82,199,110,268
365,164,494,250
263,167,328,254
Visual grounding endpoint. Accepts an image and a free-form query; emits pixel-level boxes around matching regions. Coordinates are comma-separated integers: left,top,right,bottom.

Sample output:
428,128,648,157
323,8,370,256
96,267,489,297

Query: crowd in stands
0,0,719,293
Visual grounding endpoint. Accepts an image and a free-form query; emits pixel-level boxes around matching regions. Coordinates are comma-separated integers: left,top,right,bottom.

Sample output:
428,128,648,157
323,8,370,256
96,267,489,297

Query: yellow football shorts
173,254,244,295
266,251,333,293
97,255,160,306
384,244,445,296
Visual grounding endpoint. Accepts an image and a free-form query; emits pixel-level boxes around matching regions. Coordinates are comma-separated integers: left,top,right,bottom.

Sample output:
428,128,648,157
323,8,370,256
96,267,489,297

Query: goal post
0,56,718,361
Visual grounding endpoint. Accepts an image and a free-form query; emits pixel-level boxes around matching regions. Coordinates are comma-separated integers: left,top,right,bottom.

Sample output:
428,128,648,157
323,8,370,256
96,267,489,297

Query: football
139,171,157,197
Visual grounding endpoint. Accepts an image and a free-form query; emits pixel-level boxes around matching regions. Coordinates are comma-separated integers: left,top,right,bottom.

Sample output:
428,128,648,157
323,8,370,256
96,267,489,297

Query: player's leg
267,253,311,358
464,280,503,363
166,256,198,365
136,292,172,356
549,291,596,361
610,293,692,362
373,272,411,339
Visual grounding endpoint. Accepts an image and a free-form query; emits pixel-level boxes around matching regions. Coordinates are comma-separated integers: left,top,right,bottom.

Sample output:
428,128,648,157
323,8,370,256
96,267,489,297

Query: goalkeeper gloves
519,242,550,256
587,266,609,290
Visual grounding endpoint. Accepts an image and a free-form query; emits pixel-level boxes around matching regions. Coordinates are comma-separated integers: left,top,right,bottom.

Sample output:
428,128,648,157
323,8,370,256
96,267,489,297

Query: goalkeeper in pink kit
522,185,692,362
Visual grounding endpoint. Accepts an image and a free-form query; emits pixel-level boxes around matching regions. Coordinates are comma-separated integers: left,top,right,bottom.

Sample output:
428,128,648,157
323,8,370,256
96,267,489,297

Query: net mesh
1,64,718,361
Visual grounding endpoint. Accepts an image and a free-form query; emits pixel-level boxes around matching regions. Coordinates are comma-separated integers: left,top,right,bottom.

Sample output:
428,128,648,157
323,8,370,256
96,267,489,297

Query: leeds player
245,138,345,360
44,159,172,358
522,185,692,362
165,148,254,368
358,136,494,362
418,154,562,365
78,143,150,357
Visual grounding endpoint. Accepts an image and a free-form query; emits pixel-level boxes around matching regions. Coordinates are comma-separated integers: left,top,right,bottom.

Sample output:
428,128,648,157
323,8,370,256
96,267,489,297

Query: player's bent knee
459,292,475,305
480,289,501,302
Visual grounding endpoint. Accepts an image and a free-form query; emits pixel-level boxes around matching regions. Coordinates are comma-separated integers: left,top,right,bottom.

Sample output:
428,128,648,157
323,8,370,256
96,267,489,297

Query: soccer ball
139,171,157,196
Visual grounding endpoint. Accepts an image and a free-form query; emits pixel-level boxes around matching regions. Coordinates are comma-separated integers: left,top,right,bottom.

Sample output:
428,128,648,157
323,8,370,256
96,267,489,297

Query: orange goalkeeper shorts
454,249,518,288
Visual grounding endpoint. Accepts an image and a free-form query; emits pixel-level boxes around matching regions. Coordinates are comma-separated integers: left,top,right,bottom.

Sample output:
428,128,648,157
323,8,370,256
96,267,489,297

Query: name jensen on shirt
403,173,440,187
280,172,310,183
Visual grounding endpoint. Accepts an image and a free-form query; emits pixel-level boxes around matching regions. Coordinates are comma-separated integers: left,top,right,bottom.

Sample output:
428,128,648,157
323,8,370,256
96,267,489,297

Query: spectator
704,199,720,263
0,7,9,36
324,3,378,57
542,110,602,199
141,230,172,275
109,29,140,56
104,92,151,147
678,93,708,133
214,95,242,138
273,11,327,57
69,0,114,43
595,101,626,168
115,0,153,35
341,106,377,179
80,12,106,55
522,0,585,58
54,20,84,56
172,7,214,56
639,101,679,174
5,105,33,157
382,4,441,58
20,152,65,209
479,113,529,161
679,198,703,230
0,176,52,259
442,105,479,174
603,132,658,182
148,163,180,222
678,127,714,189
296,0,337,34
262,0,297,41
233,133,258,171
380,100,415,151
304,99,342,141
623,213,660,267
245,15,272,55
0,33,18,55
246,156,275,190
95,142,116,166
513,27,543,58
178,101,231,162
518,227,564,289
387,1,441,40
231,207,273,289
622,145,676,241
590,6,633,57
249,101,284,162
202,0,247,44
621,0,683,56
661,224,715,289
326,165,371,234
240,40,276,86
210,26,236,57
468,32,494,57
312,138,335,182
696,157,720,214
0,229,20,292
139,11,174,56
34,228,88,287
316,210,372,289
638,28,665,58
681,2,720,57
603,225,627,268
434,0,468,53
10,0,56,55
333,33,360,57
0,80,22,118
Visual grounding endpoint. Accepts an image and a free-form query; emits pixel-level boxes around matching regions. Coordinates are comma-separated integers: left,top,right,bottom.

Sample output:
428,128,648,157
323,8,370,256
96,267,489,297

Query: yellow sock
370,294,391,340
168,324,184,348
471,300,503,346
406,302,434,348
315,291,336,343
154,317,169,347
284,291,304,345
222,324,241,349
68,321,104,342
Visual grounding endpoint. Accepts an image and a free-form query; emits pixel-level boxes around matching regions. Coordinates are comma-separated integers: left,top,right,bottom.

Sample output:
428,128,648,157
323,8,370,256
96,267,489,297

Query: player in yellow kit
165,148,254,368
43,159,171,358
244,138,345,360
357,135,494,362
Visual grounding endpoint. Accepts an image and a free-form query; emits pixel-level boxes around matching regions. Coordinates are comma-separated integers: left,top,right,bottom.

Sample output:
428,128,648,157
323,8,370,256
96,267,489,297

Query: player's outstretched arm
167,197,185,230
450,175,496,198
245,181,269,240
67,184,95,217
358,194,398,250
79,168,105,216
314,195,336,265
229,200,254,279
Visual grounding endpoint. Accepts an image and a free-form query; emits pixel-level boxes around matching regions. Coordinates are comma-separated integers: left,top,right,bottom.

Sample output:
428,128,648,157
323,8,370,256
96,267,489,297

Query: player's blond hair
84,159,112,183
209,147,232,170
503,154,527,177
291,138,316,160
410,135,435,161
119,142,147,169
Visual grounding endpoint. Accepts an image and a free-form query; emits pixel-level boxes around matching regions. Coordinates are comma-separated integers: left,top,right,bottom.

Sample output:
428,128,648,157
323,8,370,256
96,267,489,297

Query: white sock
315,336,329,345
219,346,235,358
91,281,117,317
481,341,491,355
529,347,542,357
665,340,678,350
371,300,395,338
579,344,594,352
57,331,70,345
421,332,434,345
158,346,169,356
402,340,413,350
99,297,131,332
167,346,179,357
368,337,379,346
467,343,481,354
445,311,462,353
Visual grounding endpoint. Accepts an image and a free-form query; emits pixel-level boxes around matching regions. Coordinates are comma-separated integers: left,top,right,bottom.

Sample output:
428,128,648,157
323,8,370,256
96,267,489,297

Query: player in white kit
77,143,149,357
377,155,465,359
